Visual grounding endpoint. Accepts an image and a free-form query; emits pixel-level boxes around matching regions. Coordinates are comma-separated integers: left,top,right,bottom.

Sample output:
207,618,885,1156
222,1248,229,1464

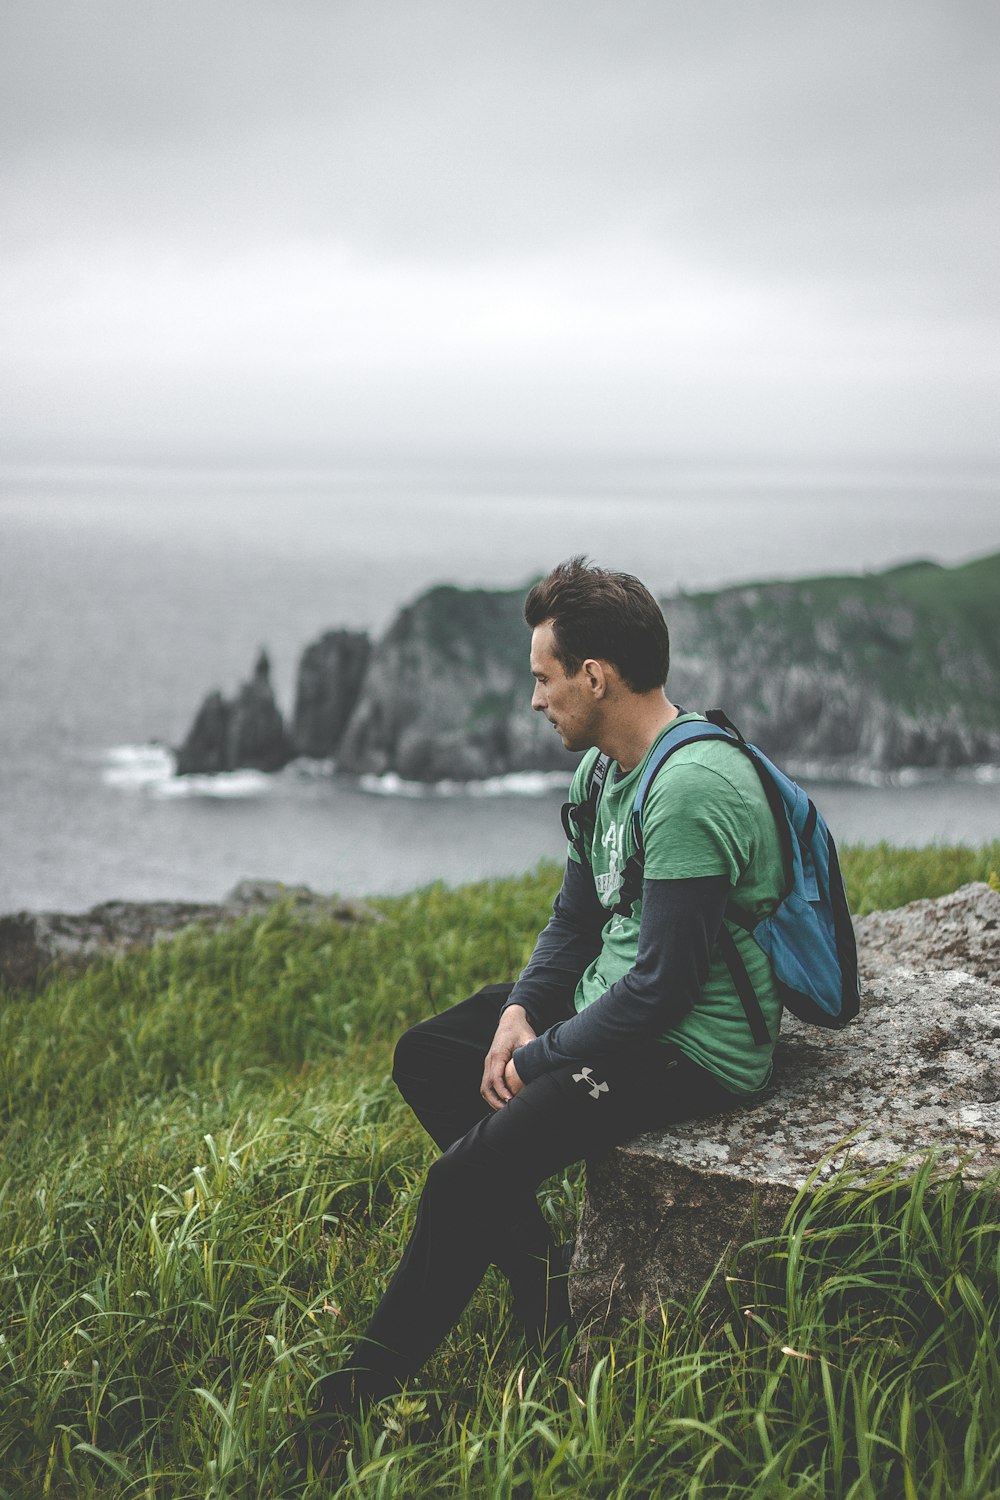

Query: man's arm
480,855,605,1109
509,873,730,1083
500,854,606,1030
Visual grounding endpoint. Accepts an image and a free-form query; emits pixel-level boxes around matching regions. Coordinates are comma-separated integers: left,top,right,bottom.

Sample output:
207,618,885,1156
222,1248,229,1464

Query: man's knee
391,990,503,1102
391,1024,429,1102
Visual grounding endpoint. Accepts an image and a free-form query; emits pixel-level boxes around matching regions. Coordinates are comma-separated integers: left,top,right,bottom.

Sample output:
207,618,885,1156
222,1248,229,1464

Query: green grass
0,847,998,1497
839,841,1000,915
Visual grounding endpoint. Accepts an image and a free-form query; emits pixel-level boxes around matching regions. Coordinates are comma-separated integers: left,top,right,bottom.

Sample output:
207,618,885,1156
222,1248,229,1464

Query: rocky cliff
175,552,1000,778
663,553,1000,771
176,633,371,775
335,585,569,780
336,552,1000,779
292,629,371,759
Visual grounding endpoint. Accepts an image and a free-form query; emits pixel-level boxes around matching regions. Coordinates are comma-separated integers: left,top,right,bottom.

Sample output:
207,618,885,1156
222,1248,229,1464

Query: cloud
2,0,998,462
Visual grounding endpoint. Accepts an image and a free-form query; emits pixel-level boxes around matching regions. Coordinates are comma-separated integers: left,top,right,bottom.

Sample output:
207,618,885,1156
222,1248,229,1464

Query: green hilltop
1,845,999,1494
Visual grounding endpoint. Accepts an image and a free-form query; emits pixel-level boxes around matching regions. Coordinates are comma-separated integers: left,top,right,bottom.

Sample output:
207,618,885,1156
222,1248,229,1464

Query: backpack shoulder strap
560,749,612,860
626,710,779,1044
632,717,735,828
610,716,734,916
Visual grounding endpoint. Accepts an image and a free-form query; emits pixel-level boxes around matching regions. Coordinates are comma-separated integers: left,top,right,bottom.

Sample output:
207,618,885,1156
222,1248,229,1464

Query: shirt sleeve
500,855,606,1033
510,873,730,1081
641,760,753,883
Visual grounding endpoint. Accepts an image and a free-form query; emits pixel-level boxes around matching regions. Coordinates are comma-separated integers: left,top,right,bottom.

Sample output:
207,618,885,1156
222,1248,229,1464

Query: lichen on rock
854,880,1000,986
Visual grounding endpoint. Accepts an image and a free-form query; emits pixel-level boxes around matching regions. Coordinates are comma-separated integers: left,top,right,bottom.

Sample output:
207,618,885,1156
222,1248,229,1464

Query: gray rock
336,584,575,781
175,650,296,775
0,881,382,992
174,690,231,775
292,630,371,758
854,880,1000,986
335,553,1000,780
222,879,382,929
570,888,1000,1332
167,552,1000,781
0,901,221,991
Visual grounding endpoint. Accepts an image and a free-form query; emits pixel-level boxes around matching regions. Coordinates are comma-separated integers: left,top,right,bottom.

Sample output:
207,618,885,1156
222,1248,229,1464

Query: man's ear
582,658,609,698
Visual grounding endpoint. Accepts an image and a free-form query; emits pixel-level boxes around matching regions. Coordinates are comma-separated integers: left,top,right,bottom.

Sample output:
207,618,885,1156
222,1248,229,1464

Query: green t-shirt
568,714,785,1094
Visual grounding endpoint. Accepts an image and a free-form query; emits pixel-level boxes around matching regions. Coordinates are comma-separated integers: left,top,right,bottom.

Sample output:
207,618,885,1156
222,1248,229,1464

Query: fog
3,0,998,466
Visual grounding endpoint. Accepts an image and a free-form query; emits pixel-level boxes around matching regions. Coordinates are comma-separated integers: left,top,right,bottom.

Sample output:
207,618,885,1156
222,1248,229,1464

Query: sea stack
292,629,371,758
175,649,296,774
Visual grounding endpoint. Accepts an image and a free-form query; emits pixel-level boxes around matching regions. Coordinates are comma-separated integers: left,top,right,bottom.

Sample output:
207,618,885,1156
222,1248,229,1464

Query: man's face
529,621,598,752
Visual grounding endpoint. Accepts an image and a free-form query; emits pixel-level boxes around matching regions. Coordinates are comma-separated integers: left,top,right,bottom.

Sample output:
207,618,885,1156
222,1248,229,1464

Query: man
316,556,784,1419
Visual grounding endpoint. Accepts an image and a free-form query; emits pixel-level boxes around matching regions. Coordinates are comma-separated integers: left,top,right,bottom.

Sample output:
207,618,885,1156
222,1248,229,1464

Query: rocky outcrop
335,585,572,781
854,880,1000,986
569,883,1000,1330
335,552,1000,779
292,629,371,758
663,557,1000,772
0,879,382,992
170,551,1000,780
175,651,296,774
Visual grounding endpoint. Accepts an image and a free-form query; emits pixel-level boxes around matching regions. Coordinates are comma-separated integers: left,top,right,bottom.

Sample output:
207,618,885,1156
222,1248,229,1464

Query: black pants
343,983,739,1399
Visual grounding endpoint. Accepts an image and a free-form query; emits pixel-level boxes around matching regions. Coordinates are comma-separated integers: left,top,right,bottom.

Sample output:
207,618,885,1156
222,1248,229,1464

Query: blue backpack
563,709,860,1042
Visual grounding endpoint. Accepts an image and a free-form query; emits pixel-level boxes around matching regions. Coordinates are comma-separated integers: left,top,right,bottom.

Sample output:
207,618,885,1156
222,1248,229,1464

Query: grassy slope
0,846,998,1498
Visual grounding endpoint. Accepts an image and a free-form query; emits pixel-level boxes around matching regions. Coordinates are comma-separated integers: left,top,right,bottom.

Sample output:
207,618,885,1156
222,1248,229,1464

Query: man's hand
481,1004,536,1111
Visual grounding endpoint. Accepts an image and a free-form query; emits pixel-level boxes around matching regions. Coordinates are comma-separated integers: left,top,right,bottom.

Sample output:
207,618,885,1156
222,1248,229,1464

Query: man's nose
531,683,545,712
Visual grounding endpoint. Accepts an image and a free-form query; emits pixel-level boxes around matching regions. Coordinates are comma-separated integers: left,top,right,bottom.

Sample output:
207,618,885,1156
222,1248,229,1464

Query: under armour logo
572,1066,610,1100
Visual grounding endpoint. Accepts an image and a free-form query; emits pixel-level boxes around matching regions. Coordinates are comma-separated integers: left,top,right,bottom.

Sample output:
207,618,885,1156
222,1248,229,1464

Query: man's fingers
480,1014,536,1110
484,1074,510,1109
481,1051,512,1110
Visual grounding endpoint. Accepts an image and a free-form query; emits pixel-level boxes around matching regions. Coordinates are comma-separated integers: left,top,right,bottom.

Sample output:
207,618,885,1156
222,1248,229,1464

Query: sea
2,456,998,915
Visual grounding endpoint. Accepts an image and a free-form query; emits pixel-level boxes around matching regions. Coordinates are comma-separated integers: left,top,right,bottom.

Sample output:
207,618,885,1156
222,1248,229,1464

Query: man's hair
524,556,669,692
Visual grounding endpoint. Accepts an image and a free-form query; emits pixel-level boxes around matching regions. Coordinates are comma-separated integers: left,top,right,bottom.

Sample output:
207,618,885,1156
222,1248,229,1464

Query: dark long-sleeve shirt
502,857,729,1084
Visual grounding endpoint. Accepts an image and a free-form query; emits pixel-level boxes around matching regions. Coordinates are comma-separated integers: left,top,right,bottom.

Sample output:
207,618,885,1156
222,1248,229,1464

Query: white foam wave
780,760,886,787
467,771,572,797
154,770,271,800
359,769,570,799
101,744,270,799
358,772,427,799
786,759,1000,789
786,760,937,788
101,743,175,788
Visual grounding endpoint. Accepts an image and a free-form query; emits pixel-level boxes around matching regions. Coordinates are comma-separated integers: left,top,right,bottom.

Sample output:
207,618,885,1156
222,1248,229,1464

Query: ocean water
2,458,998,913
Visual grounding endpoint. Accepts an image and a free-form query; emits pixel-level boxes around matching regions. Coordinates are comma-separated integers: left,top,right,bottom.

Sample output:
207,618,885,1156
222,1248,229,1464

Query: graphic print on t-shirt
594,819,624,903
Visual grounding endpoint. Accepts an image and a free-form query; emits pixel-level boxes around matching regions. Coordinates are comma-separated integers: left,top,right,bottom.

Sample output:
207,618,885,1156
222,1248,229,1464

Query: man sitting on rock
314,555,785,1423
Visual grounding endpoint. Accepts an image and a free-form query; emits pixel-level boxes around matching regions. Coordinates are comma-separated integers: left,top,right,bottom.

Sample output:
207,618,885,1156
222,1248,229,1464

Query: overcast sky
3,1,998,468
